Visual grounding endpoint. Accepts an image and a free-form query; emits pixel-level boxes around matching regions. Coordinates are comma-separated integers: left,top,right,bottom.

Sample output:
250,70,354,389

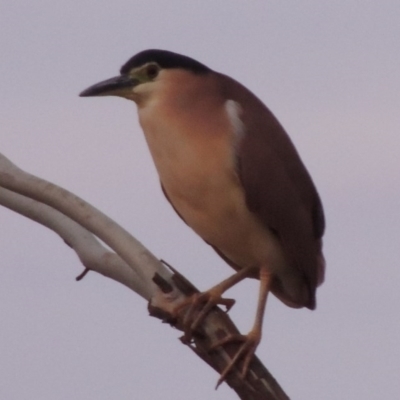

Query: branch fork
0,152,289,400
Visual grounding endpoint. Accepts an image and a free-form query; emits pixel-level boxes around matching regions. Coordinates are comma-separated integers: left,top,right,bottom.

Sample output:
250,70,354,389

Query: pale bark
0,152,289,400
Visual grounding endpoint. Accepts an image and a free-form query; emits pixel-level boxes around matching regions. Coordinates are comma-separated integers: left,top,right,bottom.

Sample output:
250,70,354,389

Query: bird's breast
138,101,285,270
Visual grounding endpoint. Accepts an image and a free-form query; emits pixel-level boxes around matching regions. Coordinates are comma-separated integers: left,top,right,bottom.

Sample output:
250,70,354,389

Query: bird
80,49,325,383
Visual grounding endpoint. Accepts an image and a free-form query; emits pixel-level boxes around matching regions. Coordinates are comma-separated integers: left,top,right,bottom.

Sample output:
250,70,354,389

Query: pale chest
138,103,276,268
138,101,239,205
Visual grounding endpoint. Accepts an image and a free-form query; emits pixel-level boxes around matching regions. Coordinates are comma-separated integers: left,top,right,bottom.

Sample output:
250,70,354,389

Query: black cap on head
120,49,211,75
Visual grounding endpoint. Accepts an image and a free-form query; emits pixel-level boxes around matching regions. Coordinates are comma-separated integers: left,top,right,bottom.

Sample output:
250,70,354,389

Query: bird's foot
174,289,235,343
211,329,261,388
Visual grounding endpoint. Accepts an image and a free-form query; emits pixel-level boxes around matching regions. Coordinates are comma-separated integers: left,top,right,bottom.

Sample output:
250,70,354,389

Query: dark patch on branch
160,259,199,296
152,272,174,293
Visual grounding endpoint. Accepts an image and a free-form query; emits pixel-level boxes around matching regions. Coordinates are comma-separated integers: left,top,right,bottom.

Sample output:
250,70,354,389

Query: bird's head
80,49,211,105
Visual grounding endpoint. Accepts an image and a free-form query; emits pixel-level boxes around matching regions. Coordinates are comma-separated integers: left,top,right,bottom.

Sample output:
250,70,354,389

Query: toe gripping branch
147,260,290,400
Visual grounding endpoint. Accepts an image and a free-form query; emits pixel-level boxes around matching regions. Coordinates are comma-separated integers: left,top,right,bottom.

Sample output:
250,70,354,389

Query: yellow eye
146,64,159,79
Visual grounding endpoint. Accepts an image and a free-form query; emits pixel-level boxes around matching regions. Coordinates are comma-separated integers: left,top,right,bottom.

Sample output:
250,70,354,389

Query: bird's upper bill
79,75,139,98
79,60,162,100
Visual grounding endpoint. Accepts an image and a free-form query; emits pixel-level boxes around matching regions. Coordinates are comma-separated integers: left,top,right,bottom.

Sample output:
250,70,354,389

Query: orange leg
213,266,272,387
175,266,255,342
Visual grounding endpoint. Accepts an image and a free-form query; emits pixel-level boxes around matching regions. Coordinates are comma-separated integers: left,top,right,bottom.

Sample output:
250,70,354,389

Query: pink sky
1,2,399,399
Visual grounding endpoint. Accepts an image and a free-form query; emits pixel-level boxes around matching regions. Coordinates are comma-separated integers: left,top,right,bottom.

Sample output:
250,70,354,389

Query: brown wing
219,74,325,309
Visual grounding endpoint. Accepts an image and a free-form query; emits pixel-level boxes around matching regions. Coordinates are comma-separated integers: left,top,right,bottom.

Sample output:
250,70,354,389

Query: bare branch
0,152,290,400
0,185,149,299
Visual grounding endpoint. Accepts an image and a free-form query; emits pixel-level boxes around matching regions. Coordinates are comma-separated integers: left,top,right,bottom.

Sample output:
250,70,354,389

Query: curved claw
174,267,255,345
212,332,261,388
189,294,235,330
181,291,235,342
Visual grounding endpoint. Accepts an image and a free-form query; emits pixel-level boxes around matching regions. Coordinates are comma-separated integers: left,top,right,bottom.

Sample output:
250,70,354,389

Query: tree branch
0,152,290,400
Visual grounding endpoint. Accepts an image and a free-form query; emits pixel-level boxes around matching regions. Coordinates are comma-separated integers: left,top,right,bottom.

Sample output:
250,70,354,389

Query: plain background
1,2,399,399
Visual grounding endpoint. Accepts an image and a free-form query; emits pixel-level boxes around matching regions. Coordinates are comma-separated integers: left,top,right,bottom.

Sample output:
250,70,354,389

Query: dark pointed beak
79,75,139,97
